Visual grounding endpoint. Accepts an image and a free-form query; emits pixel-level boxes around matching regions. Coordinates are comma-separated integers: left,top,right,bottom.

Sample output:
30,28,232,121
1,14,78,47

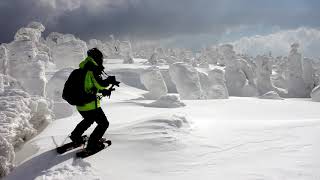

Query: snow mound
114,114,191,144
146,95,186,108
311,85,320,102
259,91,283,100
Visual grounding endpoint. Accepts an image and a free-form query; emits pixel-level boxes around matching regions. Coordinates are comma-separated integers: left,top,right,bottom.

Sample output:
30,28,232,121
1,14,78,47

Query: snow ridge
112,114,191,144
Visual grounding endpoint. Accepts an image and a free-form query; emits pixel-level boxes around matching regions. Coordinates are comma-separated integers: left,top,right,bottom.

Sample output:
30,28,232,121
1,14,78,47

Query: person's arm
94,67,111,85
89,70,111,91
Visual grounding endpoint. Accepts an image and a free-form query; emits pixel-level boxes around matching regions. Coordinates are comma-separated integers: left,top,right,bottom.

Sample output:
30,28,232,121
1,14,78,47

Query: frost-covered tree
287,43,309,97
221,44,257,96
169,62,203,100
256,55,275,95
46,32,87,69
0,44,8,75
140,67,168,99
148,51,158,65
0,74,53,177
7,22,47,96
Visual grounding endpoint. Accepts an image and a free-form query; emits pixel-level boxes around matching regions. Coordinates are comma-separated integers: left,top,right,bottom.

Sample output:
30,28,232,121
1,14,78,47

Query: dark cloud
0,0,319,43
0,0,51,42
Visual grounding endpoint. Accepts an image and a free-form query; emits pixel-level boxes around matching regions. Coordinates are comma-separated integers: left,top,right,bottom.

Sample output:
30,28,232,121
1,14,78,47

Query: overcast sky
0,0,319,47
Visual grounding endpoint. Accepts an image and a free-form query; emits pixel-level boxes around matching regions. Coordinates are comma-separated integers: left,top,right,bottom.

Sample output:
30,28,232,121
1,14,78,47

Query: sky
0,0,319,49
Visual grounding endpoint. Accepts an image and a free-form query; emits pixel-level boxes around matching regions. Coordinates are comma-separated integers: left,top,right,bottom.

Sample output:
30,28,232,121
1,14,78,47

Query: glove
101,89,111,97
101,88,116,98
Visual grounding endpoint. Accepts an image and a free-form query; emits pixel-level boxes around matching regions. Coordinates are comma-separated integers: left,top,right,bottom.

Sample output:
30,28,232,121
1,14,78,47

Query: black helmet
87,48,103,66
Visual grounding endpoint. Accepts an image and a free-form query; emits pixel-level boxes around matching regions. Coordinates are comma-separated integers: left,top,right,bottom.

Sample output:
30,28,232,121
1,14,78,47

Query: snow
148,52,158,65
199,68,229,99
303,58,315,92
0,44,8,75
256,55,275,95
144,94,186,108
46,68,74,102
259,91,284,100
198,47,218,65
0,74,53,177
87,39,105,55
46,32,87,69
1,55,320,179
222,44,257,97
7,22,48,96
271,56,287,89
14,26,42,43
5,92,320,180
311,85,320,102
0,136,14,177
108,67,146,90
140,67,168,99
287,43,309,98
159,69,178,93
169,62,203,100
45,68,76,119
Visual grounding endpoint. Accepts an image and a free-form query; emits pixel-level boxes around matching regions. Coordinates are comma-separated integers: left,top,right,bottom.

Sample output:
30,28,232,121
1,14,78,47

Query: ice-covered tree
287,43,309,97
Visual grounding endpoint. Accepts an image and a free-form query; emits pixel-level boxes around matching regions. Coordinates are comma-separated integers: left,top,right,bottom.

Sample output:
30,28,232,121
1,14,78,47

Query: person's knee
97,117,109,129
102,120,109,129
95,108,109,128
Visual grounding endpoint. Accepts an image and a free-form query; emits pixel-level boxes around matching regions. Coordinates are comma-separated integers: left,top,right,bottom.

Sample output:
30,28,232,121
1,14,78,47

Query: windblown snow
1,22,320,180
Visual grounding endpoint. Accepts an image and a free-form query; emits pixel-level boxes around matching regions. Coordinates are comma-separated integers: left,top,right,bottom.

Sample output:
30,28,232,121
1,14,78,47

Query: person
69,48,114,152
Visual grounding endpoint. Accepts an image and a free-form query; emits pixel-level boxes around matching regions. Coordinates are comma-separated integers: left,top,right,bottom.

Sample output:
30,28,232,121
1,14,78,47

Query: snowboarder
68,48,118,153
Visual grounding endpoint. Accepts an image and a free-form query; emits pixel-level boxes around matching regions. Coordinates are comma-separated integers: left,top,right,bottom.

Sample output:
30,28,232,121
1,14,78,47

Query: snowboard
76,139,112,158
56,135,88,154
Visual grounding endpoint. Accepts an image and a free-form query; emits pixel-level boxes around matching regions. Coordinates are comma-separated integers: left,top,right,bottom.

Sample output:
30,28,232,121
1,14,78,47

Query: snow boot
86,140,106,152
70,134,87,146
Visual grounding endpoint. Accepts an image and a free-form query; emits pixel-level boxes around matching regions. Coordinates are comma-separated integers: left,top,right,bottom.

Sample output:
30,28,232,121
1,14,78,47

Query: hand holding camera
106,76,120,87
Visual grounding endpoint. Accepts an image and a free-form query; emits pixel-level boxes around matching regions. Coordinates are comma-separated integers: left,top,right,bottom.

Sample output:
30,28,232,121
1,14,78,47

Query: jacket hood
79,56,98,70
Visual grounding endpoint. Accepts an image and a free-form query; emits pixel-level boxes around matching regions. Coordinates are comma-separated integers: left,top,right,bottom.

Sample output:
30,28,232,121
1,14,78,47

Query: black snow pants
71,107,109,147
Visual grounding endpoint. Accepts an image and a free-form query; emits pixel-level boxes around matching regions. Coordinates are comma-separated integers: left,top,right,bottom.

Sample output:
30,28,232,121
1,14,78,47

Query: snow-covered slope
5,84,320,180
